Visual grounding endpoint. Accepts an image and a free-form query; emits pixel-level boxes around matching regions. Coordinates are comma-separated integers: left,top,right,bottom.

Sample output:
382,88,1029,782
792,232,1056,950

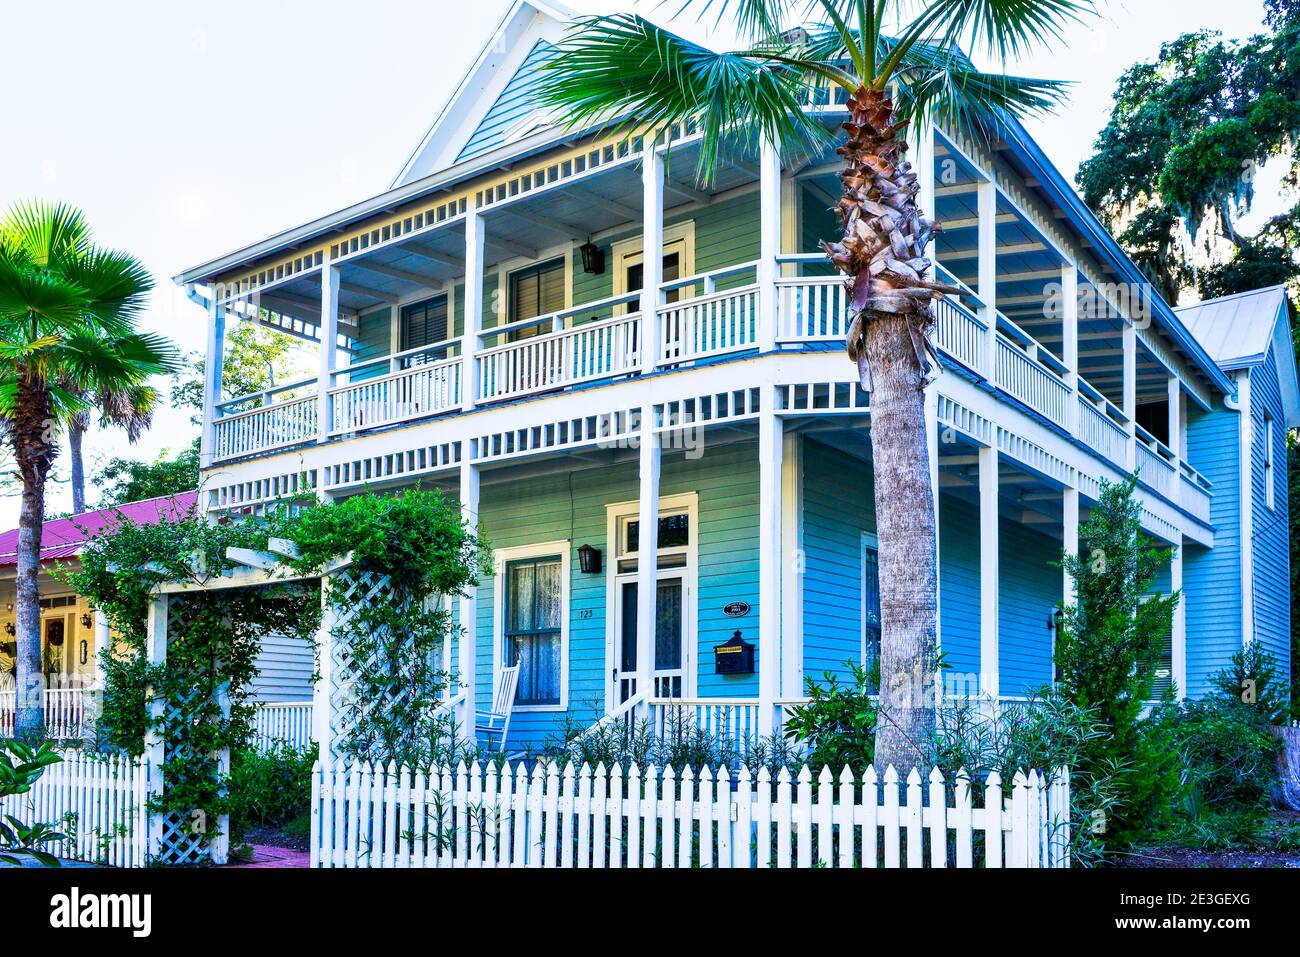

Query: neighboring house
0,492,314,737
172,0,1298,750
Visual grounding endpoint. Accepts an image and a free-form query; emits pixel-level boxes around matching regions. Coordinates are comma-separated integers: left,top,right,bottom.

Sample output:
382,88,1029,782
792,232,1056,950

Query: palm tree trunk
11,379,54,740
69,416,86,514
825,87,949,773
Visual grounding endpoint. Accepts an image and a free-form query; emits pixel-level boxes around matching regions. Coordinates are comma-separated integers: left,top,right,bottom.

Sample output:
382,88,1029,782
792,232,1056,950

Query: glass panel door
615,575,685,703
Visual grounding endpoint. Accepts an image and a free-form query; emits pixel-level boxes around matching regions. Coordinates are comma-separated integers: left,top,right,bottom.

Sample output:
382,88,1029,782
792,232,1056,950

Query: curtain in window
505,557,562,705
863,546,881,672
509,258,565,333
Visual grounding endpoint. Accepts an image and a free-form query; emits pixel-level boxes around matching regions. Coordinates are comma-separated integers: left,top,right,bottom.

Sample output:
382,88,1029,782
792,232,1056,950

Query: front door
615,574,686,703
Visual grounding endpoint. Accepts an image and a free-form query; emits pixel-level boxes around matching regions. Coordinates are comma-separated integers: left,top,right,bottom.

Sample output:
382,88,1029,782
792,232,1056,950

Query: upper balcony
187,119,1219,528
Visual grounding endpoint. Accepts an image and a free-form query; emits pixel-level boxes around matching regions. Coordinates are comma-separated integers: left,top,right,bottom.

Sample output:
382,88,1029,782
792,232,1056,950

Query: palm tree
538,0,1088,771
0,202,174,739
65,381,158,514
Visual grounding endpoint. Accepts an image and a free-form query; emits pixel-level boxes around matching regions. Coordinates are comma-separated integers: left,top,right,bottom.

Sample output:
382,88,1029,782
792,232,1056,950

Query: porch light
578,544,602,574
1048,608,1064,635
579,239,605,275
3,622,12,637
81,612,93,629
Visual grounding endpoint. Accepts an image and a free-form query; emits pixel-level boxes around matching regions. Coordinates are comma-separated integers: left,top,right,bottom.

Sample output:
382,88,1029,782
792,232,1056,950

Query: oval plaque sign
723,601,750,618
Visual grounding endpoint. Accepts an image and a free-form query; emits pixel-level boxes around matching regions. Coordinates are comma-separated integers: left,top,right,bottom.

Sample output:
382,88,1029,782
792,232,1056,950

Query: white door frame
604,492,699,711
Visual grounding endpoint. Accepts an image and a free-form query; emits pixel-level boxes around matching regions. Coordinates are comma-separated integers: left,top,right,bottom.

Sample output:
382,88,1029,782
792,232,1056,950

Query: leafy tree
92,437,199,507
1077,0,1300,303
537,0,1090,773
65,380,157,514
1210,640,1290,725
171,321,313,424
1054,474,1180,839
0,201,175,739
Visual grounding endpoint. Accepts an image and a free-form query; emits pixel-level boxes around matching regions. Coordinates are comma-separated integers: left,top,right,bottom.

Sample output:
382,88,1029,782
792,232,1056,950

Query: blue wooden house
174,0,1297,750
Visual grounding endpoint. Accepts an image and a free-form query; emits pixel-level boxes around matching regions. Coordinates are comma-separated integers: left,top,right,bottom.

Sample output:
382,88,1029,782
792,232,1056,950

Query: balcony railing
1135,424,1178,501
332,351,462,434
1179,461,1213,523
213,390,317,460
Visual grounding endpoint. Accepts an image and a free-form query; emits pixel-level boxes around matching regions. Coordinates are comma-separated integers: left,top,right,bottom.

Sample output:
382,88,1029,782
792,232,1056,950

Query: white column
199,292,226,468
1167,376,1182,462
143,593,168,861
641,139,664,375
977,179,998,378
461,202,485,412
978,446,999,700
1122,321,1137,468
913,120,936,265
925,387,942,701
757,391,783,735
316,260,340,443
92,608,110,689
1061,263,1079,433
1236,370,1254,648
757,137,782,353
312,581,335,760
779,433,803,700
1061,487,1079,686
458,455,481,739
636,403,661,698
1170,540,1186,699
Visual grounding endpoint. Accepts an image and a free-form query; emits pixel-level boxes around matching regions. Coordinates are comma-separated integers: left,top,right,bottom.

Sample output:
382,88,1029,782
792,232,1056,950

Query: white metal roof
1177,285,1300,426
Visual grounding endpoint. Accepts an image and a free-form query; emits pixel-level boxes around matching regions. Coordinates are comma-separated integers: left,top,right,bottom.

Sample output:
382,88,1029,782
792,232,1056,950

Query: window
861,535,881,675
503,555,563,706
508,257,565,336
400,296,449,360
624,251,682,303
1263,412,1275,509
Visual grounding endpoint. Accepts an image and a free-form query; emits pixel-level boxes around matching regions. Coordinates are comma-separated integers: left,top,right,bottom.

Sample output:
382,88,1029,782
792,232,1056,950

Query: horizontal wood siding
455,40,554,164
800,438,875,686
1184,396,1242,697
997,517,1059,696
1250,343,1291,684
940,497,982,684
350,305,391,382
250,632,315,703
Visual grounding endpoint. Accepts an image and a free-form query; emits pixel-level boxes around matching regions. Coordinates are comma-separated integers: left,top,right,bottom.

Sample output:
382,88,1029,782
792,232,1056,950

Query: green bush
1210,641,1290,725
227,743,317,843
782,662,877,773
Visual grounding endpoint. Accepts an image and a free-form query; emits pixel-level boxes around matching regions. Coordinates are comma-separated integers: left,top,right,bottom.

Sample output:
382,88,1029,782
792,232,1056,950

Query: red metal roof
0,492,198,567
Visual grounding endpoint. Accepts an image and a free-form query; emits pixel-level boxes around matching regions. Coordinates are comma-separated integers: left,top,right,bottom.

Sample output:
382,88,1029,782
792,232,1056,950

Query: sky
0,0,1281,527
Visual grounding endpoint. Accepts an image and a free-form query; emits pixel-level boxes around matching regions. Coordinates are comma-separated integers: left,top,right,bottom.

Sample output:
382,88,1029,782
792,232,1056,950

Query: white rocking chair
475,664,519,754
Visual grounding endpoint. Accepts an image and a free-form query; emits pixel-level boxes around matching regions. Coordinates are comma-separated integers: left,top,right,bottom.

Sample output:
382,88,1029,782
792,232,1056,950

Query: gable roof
390,0,575,187
1177,285,1300,425
0,492,198,567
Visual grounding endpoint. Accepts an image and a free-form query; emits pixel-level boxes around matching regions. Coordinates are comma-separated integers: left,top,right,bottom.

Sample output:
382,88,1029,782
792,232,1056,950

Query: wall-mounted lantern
3,622,13,637
81,612,94,630
579,238,605,275
577,544,602,574
1047,608,1064,635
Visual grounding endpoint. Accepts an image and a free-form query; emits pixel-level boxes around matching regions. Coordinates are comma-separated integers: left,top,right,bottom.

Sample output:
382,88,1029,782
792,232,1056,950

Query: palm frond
675,0,795,42
59,246,154,333
0,252,90,327
538,14,834,181
922,0,1091,62
0,201,90,271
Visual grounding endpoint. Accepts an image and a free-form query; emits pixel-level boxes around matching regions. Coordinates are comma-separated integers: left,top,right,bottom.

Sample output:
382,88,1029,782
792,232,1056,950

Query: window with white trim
1263,412,1275,510
861,532,881,672
504,555,563,706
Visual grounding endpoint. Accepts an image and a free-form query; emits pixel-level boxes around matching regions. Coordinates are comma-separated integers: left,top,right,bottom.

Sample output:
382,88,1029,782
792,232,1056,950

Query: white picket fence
0,750,147,867
0,688,90,740
251,701,314,752
310,759,1071,869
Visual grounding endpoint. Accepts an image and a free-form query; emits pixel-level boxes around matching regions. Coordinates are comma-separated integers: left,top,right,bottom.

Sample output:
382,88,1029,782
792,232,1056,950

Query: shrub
227,743,317,843
782,662,877,772
1210,641,1290,725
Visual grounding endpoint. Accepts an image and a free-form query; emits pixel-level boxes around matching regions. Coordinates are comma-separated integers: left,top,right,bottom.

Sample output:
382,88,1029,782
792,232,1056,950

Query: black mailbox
714,630,755,675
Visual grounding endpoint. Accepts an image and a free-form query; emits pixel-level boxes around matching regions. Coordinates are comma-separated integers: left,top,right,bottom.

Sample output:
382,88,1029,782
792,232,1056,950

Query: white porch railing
1180,462,1212,524
1135,427,1178,500
0,688,89,740
0,749,147,867
776,274,848,342
658,284,759,364
933,296,987,373
251,701,315,751
993,324,1072,430
310,758,1071,868
1077,392,1130,467
477,297,642,404
331,355,461,434
213,393,318,460
648,698,763,755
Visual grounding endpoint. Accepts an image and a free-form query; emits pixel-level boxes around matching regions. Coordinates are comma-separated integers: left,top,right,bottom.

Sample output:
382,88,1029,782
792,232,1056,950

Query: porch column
757,391,783,736
925,387,942,703
1167,376,1182,464
1061,263,1079,432
1171,540,1186,699
636,402,661,700
312,579,335,760
978,446,999,700
198,291,226,469
779,432,803,700
143,593,168,861
458,456,481,739
1122,320,1137,468
757,137,781,352
316,259,340,443
640,137,664,376
977,178,998,379
1060,487,1079,685
92,608,110,689
461,201,485,412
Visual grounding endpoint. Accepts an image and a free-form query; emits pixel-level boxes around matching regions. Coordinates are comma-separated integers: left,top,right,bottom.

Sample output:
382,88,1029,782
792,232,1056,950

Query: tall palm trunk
826,88,947,772
68,415,86,514
11,377,55,740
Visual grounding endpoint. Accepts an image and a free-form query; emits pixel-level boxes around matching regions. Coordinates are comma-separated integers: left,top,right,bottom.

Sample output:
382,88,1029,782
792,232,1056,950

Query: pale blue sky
0,0,1280,525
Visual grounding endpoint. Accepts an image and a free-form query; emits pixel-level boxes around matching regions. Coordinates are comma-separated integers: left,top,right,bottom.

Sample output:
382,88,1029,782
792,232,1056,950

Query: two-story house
174,0,1297,751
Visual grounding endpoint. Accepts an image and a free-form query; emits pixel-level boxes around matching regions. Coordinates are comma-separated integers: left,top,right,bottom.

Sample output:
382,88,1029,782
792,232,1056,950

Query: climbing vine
62,486,488,855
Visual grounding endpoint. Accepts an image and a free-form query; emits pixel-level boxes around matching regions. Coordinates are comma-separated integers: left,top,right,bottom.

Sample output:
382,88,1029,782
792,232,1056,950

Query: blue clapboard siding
1183,396,1243,697
800,438,875,686
1249,341,1291,684
350,306,392,382
998,517,1059,695
250,633,314,703
940,497,982,686
456,40,555,164
472,442,760,745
